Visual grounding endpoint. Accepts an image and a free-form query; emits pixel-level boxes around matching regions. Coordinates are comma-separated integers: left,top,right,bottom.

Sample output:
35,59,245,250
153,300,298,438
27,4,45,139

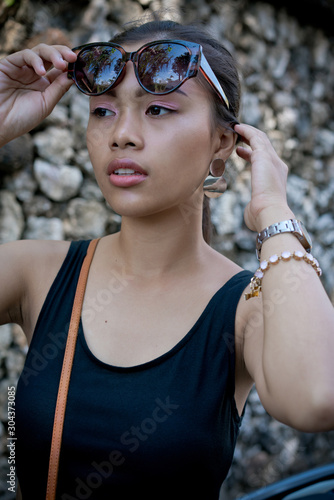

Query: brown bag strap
46,238,100,500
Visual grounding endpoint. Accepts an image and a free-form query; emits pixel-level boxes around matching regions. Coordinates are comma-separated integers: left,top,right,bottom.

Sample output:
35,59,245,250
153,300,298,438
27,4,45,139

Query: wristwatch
256,219,312,259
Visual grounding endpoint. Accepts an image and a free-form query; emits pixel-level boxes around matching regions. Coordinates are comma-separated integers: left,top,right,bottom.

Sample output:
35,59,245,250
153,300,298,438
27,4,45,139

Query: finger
45,67,64,84
34,44,77,65
234,123,258,137
42,72,74,113
234,123,272,151
236,146,252,162
6,49,47,76
234,124,251,146
7,45,76,76
33,45,71,73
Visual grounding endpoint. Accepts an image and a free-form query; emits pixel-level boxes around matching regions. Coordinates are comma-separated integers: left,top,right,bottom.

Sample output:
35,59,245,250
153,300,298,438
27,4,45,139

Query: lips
107,158,148,188
107,158,148,176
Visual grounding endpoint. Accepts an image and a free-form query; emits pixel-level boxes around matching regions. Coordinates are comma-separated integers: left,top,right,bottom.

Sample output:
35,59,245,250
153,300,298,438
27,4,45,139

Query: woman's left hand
234,123,293,233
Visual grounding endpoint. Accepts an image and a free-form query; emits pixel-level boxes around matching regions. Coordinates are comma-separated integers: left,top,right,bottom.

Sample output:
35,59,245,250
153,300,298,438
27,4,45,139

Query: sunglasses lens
138,43,191,93
74,45,123,94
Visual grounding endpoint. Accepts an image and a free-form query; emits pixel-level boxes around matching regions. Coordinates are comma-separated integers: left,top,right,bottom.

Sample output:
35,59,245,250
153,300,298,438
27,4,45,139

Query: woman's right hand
0,44,77,147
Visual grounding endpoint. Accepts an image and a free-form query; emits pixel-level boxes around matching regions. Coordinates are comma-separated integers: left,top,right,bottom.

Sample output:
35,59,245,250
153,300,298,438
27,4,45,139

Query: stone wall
0,0,333,498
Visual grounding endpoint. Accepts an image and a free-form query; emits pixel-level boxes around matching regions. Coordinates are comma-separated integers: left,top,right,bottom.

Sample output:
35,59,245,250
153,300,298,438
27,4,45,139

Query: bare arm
0,240,28,327
235,124,334,432
0,44,76,334
0,240,70,343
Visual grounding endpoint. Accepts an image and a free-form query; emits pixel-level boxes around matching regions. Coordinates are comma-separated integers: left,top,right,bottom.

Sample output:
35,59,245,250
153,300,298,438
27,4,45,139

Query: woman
0,18,333,500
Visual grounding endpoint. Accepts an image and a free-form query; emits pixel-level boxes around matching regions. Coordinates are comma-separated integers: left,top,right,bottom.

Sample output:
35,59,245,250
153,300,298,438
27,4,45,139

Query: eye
91,107,115,118
146,105,172,117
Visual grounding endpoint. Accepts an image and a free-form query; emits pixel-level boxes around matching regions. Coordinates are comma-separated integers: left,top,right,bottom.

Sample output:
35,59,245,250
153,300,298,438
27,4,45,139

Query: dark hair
110,18,241,243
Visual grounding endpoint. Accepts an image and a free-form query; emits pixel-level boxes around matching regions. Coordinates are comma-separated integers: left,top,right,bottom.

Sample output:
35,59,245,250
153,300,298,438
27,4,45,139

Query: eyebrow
134,87,188,98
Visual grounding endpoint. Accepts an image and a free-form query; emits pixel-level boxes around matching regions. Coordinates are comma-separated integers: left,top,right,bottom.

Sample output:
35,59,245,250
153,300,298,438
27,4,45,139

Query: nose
108,63,144,151
109,108,144,150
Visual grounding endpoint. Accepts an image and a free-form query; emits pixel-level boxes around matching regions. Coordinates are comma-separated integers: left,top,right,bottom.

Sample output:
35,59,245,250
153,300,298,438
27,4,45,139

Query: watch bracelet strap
256,219,304,259
46,238,100,500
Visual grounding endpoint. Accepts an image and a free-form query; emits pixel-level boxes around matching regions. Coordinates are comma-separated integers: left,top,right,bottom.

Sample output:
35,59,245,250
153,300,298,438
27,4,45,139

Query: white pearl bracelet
245,250,322,300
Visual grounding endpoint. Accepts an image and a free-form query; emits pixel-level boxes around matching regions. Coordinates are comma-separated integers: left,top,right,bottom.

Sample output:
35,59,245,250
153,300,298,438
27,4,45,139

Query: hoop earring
203,158,227,198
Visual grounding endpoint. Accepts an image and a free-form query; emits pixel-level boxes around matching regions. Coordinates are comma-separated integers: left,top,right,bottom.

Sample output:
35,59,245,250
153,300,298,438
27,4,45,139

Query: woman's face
86,41,223,219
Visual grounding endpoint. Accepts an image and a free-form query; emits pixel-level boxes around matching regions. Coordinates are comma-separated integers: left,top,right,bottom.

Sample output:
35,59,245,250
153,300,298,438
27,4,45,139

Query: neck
113,204,208,279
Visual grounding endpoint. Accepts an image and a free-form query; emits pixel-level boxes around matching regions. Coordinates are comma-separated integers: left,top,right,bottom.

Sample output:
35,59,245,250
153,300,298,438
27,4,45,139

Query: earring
203,176,227,198
203,158,227,198
209,158,225,177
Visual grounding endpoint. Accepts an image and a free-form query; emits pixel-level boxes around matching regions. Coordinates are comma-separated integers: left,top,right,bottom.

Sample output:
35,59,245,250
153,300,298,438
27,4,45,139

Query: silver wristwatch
256,219,312,259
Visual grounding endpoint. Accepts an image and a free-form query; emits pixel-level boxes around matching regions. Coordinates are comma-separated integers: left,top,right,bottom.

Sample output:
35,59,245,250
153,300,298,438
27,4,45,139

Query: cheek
87,128,105,157
165,125,213,175
86,125,111,181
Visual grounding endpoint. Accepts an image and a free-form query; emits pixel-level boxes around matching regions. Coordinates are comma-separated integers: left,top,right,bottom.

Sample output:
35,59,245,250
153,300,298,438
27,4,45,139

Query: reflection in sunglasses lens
138,43,190,93
76,46,123,94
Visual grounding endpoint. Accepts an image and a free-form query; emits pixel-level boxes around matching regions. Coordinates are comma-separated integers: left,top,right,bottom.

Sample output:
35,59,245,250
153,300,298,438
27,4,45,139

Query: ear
211,127,237,169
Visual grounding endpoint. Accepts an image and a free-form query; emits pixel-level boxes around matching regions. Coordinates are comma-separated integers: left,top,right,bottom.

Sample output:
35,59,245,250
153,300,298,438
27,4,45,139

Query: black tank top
15,240,252,500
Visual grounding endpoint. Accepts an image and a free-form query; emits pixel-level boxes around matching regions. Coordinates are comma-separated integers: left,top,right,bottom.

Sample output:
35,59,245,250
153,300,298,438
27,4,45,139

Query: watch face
299,221,313,248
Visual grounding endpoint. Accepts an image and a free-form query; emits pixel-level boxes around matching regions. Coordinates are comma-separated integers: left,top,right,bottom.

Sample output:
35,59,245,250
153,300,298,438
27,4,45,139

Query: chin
105,196,164,219
108,195,185,221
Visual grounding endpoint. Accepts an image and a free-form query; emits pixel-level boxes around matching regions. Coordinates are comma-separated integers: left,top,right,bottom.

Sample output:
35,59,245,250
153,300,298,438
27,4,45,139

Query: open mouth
113,168,144,176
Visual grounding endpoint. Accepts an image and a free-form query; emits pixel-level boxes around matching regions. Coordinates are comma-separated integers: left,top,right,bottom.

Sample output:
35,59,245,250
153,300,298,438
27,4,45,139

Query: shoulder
12,239,71,277
0,239,71,341
202,244,244,281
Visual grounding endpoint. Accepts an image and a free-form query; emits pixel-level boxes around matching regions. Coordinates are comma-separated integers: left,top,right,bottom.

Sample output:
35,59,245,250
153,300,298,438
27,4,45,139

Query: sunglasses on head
67,39,229,109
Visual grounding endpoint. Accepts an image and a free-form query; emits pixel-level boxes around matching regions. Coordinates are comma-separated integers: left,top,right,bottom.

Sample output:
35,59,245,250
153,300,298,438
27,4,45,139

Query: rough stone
0,135,33,174
3,168,37,203
70,91,90,149
33,127,75,166
64,198,109,239
211,191,244,235
0,325,12,351
0,190,24,243
23,216,64,240
1,1,334,498
34,160,83,202
314,129,334,158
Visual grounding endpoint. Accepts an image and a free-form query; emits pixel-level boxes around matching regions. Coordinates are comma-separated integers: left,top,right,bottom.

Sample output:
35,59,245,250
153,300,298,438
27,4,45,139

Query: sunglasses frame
67,39,229,109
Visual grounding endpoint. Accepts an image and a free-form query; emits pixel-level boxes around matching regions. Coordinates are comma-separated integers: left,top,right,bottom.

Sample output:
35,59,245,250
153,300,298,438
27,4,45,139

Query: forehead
114,38,194,54
121,39,156,52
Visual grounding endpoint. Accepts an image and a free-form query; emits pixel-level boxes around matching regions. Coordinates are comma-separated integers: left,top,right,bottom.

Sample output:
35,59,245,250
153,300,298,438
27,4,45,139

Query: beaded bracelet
244,250,322,300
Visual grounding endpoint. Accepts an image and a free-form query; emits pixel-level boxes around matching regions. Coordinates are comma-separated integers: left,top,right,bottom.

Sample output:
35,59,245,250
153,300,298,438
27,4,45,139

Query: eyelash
91,105,175,118
91,107,114,118
146,105,173,116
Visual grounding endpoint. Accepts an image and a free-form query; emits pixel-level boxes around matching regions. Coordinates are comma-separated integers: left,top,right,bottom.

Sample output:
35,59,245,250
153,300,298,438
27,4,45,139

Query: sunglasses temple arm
67,47,82,80
67,68,74,80
199,53,229,109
